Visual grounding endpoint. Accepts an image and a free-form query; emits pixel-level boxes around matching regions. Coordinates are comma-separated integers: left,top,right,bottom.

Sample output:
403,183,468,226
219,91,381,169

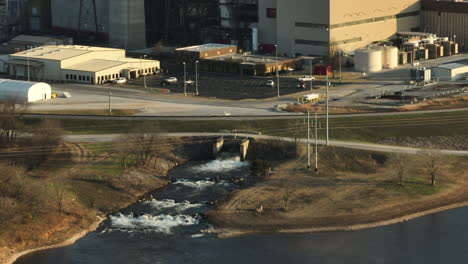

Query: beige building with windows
258,0,421,56
9,45,160,84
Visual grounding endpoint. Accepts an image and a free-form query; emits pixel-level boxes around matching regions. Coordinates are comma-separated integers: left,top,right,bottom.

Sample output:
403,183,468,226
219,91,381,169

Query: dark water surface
15,157,468,264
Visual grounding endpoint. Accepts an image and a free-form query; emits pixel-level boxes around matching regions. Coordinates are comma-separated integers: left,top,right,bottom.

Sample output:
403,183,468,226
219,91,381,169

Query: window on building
87,76,90,81
266,8,276,18
66,74,69,79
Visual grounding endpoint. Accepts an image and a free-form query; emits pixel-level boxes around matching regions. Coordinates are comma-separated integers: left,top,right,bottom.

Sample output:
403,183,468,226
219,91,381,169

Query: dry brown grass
400,96,468,111
209,143,468,231
285,104,373,114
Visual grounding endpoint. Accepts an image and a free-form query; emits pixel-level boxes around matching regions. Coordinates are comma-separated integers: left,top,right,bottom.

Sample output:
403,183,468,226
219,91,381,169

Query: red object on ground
313,64,332,76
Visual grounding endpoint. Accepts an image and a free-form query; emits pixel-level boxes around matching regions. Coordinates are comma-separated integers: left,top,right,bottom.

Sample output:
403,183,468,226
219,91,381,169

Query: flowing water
15,154,468,264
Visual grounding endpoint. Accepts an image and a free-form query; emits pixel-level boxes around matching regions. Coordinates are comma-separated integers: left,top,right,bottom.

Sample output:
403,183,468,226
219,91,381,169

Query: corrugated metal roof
63,59,127,72
10,35,57,44
437,63,468,70
10,45,124,61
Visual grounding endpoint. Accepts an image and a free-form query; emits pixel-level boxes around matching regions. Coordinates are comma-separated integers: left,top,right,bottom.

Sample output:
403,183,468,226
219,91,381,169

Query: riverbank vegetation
208,140,468,234
0,109,199,263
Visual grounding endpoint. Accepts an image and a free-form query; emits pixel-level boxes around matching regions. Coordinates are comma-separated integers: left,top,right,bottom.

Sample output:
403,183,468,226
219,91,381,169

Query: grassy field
31,110,468,144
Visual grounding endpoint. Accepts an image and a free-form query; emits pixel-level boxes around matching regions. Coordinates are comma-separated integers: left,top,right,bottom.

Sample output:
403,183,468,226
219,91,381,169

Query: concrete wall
258,0,277,46
108,0,146,50
330,0,420,53
258,0,420,56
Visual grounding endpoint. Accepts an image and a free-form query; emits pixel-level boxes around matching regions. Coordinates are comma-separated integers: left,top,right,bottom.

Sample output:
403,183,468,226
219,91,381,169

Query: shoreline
5,216,105,264
212,201,468,238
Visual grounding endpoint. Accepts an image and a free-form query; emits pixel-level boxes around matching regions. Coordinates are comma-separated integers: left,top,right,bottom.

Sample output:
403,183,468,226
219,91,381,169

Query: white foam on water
109,213,199,234
173,179,230,189
142,199,203,212
191,233,205,238
191,157,249,173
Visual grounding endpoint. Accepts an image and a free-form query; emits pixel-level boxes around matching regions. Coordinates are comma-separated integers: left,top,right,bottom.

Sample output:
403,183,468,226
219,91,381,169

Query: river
15,154,468,264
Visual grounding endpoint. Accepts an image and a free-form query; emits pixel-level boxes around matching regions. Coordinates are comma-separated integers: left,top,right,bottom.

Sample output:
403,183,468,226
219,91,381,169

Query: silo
383,46,398,69
354,47,383,73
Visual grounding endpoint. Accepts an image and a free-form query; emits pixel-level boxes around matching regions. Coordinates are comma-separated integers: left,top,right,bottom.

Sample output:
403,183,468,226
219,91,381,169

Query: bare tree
280,177,296,212
421,150,444,186
114,135,134,170
53,179,66,214
0,100,29,146
389,153,409,186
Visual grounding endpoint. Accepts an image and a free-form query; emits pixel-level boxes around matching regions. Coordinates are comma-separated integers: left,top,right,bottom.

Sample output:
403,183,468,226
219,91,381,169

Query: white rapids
190,157,249,173
173,179,231,189
109,213,199,234
142,199,204,212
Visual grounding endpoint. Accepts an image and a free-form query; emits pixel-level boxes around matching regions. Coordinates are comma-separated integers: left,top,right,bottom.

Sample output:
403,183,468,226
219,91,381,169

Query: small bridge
213,137,250,160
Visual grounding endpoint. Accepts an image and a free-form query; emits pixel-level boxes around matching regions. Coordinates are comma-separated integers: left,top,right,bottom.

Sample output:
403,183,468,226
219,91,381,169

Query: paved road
64,133,468,156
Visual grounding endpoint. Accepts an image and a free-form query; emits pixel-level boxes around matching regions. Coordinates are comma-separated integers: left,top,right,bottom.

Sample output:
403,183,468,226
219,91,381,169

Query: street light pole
339,50,342,82
309,59,314,91
108,87,112,116
183,62,187,96
195,60,199,95
326,65,329,146
315,112,318,172
27,56,30,81
275,44,279,98
143,54,147,89
307,110,310,169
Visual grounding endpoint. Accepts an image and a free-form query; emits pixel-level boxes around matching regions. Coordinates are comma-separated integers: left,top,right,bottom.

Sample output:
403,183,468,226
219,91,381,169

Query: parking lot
125,71,323,100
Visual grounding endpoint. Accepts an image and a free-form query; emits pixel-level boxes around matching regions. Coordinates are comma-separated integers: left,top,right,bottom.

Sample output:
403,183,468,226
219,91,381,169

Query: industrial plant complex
0,0,467,100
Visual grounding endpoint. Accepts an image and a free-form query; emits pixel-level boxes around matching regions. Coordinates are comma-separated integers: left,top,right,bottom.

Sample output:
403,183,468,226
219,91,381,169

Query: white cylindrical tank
383,46,399,69
252,27,258,52
354,47,383,73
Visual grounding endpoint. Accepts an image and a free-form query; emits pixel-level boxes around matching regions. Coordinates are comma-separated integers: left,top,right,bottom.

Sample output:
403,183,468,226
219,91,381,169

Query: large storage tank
354,47,383,73
383,46,398,69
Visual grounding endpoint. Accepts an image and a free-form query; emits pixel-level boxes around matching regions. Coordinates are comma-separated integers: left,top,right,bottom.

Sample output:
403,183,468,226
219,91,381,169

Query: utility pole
315,112,318,172
27,55,30,81
339,50,342,82
143,55,147,89
310,59,313,91
183,61,187,96
195,60,199,95
326,66,329,146
108,87,111,116
307,110,310,169
275,44,279,98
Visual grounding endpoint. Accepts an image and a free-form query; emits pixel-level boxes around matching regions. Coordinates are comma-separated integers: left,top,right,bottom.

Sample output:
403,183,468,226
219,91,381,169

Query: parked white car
161,77,178,85
266,80,275,87
184,80,195,85
113,77,127,84
297,75,315,82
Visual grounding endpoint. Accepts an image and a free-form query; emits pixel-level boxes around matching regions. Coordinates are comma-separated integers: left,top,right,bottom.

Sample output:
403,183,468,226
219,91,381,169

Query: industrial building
258,0,420,56
49,0,260,51
432,63,468,81
421,0,468,52
9,45,160,84
51,0,146,50
0,34,70,54
176,43,302,75
0,78,51,102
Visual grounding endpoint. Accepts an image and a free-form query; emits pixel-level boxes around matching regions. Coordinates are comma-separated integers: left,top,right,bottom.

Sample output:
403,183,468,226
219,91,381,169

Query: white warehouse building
432,63,468,81
8,45,160,84
0,79,51,103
